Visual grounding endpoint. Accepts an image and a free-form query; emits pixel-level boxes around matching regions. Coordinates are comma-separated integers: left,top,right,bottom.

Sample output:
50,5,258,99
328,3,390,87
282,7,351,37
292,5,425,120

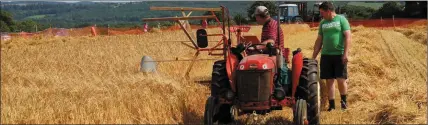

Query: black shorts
320,55,348,79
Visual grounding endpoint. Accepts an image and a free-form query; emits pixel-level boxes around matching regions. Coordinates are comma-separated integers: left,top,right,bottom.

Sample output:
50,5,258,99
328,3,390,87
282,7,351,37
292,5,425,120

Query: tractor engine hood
238,54,276,70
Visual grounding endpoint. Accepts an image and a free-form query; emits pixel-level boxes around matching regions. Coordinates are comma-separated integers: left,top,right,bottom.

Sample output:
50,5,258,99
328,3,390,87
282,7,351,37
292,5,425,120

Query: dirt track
1,23,426,124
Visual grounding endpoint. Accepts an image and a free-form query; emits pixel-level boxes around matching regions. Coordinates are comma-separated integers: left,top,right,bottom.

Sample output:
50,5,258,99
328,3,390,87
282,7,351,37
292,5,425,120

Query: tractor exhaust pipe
276,2,283,76
274,2,286,98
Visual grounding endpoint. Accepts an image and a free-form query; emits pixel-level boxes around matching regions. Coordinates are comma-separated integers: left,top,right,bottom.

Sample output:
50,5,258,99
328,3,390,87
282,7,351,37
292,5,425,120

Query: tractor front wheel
295,58,320,125
294,99,308,125
203,97,234,125
206,60,234,124
204,96,216,125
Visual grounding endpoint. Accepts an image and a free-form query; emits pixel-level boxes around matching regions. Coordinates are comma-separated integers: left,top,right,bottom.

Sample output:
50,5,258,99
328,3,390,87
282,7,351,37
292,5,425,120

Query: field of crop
1,22,427,124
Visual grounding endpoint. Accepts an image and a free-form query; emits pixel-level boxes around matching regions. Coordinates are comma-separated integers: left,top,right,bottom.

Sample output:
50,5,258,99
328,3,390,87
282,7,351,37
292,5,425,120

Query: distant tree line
236,1,427,24
340,1,427,19
1,10,44,32
1,1,426,33
1,1,253,32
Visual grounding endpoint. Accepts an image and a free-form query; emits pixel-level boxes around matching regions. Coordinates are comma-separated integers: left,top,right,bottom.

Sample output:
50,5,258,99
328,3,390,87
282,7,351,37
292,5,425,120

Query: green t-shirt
318,15,351,55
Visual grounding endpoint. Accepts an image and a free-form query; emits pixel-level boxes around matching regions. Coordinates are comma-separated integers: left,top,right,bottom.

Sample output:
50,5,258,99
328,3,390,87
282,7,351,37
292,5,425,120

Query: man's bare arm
343,30,351,56
312,35,323,59
262,39,275,44
342,30,351,64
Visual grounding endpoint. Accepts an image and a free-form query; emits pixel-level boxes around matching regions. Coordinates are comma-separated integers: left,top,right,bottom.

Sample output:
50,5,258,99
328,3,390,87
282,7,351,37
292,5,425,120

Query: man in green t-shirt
311,1,352,111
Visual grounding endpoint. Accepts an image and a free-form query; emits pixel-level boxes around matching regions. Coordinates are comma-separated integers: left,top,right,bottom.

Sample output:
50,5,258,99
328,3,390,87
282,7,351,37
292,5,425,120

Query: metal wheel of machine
231,105,240,120
294,99,308,125
295,58,320,125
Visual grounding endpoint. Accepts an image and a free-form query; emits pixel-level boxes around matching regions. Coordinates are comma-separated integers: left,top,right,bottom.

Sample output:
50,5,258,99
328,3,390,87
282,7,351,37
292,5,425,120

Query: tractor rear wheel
211,60,230,97
209,60,234,124
294,99,308,125
295,58,320,125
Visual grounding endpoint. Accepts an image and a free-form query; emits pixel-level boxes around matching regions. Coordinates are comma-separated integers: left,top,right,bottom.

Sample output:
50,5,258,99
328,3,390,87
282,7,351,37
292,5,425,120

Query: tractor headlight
262,64,268,69
240,65,245,70
224,90,235,101
273,88,285,101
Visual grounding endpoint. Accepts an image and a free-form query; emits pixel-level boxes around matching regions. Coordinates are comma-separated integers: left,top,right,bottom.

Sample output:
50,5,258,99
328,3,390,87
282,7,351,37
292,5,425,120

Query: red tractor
198,6,321,125
142,5,321,125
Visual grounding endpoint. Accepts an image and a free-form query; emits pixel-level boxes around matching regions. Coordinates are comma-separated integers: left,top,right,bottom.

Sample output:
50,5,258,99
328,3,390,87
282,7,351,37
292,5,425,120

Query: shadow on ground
233,115,293,125
264,116,293,125
182,109,203,124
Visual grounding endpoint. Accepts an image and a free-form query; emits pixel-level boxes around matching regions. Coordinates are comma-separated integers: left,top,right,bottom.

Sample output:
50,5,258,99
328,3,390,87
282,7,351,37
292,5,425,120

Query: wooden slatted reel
142,6,228,79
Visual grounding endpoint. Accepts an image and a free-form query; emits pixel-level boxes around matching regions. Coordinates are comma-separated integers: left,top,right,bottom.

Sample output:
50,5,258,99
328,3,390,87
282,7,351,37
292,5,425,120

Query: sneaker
341,100,348,110
340,95,348,110
328,107,335,112
328,100,335,112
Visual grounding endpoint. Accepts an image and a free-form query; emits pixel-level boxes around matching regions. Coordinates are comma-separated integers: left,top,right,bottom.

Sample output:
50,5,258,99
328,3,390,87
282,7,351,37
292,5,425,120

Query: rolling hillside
1,1,389,28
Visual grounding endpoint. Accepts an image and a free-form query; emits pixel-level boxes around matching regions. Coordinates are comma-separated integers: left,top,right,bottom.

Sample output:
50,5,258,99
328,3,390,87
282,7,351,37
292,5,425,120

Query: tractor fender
226,52,238,92
291,51,303,98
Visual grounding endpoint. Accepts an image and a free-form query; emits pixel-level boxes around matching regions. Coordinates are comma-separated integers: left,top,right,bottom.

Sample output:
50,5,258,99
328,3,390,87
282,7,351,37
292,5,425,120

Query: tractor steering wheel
245,42,277,56
246,43,268,54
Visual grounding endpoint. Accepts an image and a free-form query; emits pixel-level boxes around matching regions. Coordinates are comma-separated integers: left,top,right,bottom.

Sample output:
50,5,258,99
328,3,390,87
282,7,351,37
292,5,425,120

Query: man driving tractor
253,5,289,59
252,5,290,93
230,5,295,99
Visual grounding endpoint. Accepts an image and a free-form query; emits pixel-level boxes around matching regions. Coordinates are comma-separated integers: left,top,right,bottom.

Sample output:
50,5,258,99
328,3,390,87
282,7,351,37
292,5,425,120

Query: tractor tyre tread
295,58,320,125
204,96,215,125
210,60,233,124
211,60,230,97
